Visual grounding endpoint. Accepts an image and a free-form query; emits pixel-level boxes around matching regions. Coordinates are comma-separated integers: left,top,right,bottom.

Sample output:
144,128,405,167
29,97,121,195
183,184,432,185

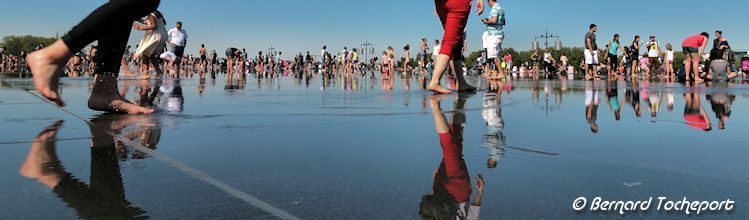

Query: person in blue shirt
481,0,505,80
604,34,625,78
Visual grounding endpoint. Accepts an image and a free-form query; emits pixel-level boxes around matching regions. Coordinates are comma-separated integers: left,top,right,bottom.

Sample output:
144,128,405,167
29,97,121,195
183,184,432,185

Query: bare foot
428,83,453,94
88,93,155,114
27,51,65,107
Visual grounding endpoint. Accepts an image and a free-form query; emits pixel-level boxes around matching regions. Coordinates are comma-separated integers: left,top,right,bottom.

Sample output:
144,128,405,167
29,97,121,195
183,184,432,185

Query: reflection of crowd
584,79,738,133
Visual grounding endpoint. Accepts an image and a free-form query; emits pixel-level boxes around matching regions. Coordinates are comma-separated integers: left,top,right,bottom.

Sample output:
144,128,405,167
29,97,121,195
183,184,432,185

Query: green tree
464,47,586,69
0,35,57,56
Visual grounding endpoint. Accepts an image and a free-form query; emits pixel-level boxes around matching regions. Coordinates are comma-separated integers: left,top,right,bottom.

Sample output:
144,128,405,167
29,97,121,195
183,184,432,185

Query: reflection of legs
430,95,449,134
428,94,472,203
451,95,467,125
28,0,160,107
20,119,147,218
20,121,66,189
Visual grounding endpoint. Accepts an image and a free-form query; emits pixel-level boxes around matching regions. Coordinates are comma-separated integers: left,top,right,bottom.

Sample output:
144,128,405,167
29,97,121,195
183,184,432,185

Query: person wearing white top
665,43,675,78
432,39,441,63
167,22,188,76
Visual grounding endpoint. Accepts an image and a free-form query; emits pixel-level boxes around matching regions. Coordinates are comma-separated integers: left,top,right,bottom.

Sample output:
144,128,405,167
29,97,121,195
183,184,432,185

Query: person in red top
428,0,484,94
681,32,710,82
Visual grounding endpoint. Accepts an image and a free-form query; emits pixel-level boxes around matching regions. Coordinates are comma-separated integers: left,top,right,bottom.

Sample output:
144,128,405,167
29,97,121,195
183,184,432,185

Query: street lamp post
267,46,277,57
534,29,561,51
361,41,374,64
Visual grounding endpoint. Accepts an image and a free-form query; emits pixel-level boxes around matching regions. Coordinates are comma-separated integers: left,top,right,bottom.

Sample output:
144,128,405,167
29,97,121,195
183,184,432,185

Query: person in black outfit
27,0,160,114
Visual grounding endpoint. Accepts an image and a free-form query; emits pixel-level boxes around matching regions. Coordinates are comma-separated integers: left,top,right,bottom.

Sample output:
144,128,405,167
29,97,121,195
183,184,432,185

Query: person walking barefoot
428,0,481,94
28,0,159,114
133,10,167,79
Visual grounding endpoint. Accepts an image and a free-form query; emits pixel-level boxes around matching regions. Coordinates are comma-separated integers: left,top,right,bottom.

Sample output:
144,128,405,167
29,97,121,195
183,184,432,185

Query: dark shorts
200,55,207,61
171,45,185,57
683,47,698,54
608,53,619,67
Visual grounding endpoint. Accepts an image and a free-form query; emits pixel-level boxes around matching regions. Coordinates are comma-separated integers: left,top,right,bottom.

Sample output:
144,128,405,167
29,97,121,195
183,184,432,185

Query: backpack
742,59,749,72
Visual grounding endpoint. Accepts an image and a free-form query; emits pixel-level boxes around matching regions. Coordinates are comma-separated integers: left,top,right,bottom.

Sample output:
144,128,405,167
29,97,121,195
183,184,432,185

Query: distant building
734,49,748,58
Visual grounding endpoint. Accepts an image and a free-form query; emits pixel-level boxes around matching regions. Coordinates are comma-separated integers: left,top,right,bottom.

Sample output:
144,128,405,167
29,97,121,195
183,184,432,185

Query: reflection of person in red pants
428,0,484,94
420,95,484,219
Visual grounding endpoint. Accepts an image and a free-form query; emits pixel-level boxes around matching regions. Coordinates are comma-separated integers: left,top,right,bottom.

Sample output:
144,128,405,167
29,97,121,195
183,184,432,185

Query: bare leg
452,59,475,92
19,120,66,189
691,54,703,82
684,55,693,81
30,0,159,107
429,95,450,133
428,55,453,94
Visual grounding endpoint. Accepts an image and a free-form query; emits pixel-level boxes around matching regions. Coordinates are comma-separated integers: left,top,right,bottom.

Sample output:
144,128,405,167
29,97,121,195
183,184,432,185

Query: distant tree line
1,35,57,55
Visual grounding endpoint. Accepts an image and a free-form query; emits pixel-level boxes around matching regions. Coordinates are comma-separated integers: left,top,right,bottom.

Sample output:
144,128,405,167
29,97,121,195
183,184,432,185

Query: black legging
61,0,160,76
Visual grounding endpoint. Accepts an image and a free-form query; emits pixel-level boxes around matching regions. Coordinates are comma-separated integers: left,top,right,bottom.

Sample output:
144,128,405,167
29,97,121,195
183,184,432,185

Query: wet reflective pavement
1,73,749,219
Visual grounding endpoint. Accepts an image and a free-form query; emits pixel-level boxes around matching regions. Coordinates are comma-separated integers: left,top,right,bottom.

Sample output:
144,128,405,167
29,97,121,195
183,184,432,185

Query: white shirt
666,50,674,61
433,45,441,57
544,52,552,62
321,49,326,57
167,28,188,46
646,41,660,58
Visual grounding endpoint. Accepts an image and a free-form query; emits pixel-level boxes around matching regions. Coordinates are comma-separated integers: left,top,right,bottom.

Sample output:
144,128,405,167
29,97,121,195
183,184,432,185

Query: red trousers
435,0,471,59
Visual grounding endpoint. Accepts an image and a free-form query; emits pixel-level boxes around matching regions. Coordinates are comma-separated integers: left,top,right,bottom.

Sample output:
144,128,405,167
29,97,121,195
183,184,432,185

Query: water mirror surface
1,72,748,219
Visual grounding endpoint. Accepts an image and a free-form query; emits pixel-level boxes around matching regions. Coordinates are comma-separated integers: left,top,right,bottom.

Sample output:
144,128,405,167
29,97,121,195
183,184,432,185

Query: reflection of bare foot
428,83,453,94
137,72,151,80
28,51,65,107
496,72,506,80
88,93,155,114
19,120,65,189
428,95,446,111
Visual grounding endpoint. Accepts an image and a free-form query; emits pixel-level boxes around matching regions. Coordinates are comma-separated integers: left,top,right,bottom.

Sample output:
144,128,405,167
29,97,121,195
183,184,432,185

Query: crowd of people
1,0,741,115
1,47,22,73
580,25,742,83
3,0,746,219
0,44,47,74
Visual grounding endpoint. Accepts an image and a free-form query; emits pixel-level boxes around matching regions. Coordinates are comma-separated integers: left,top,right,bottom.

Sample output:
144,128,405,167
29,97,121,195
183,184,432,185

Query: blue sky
1,0,746,59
